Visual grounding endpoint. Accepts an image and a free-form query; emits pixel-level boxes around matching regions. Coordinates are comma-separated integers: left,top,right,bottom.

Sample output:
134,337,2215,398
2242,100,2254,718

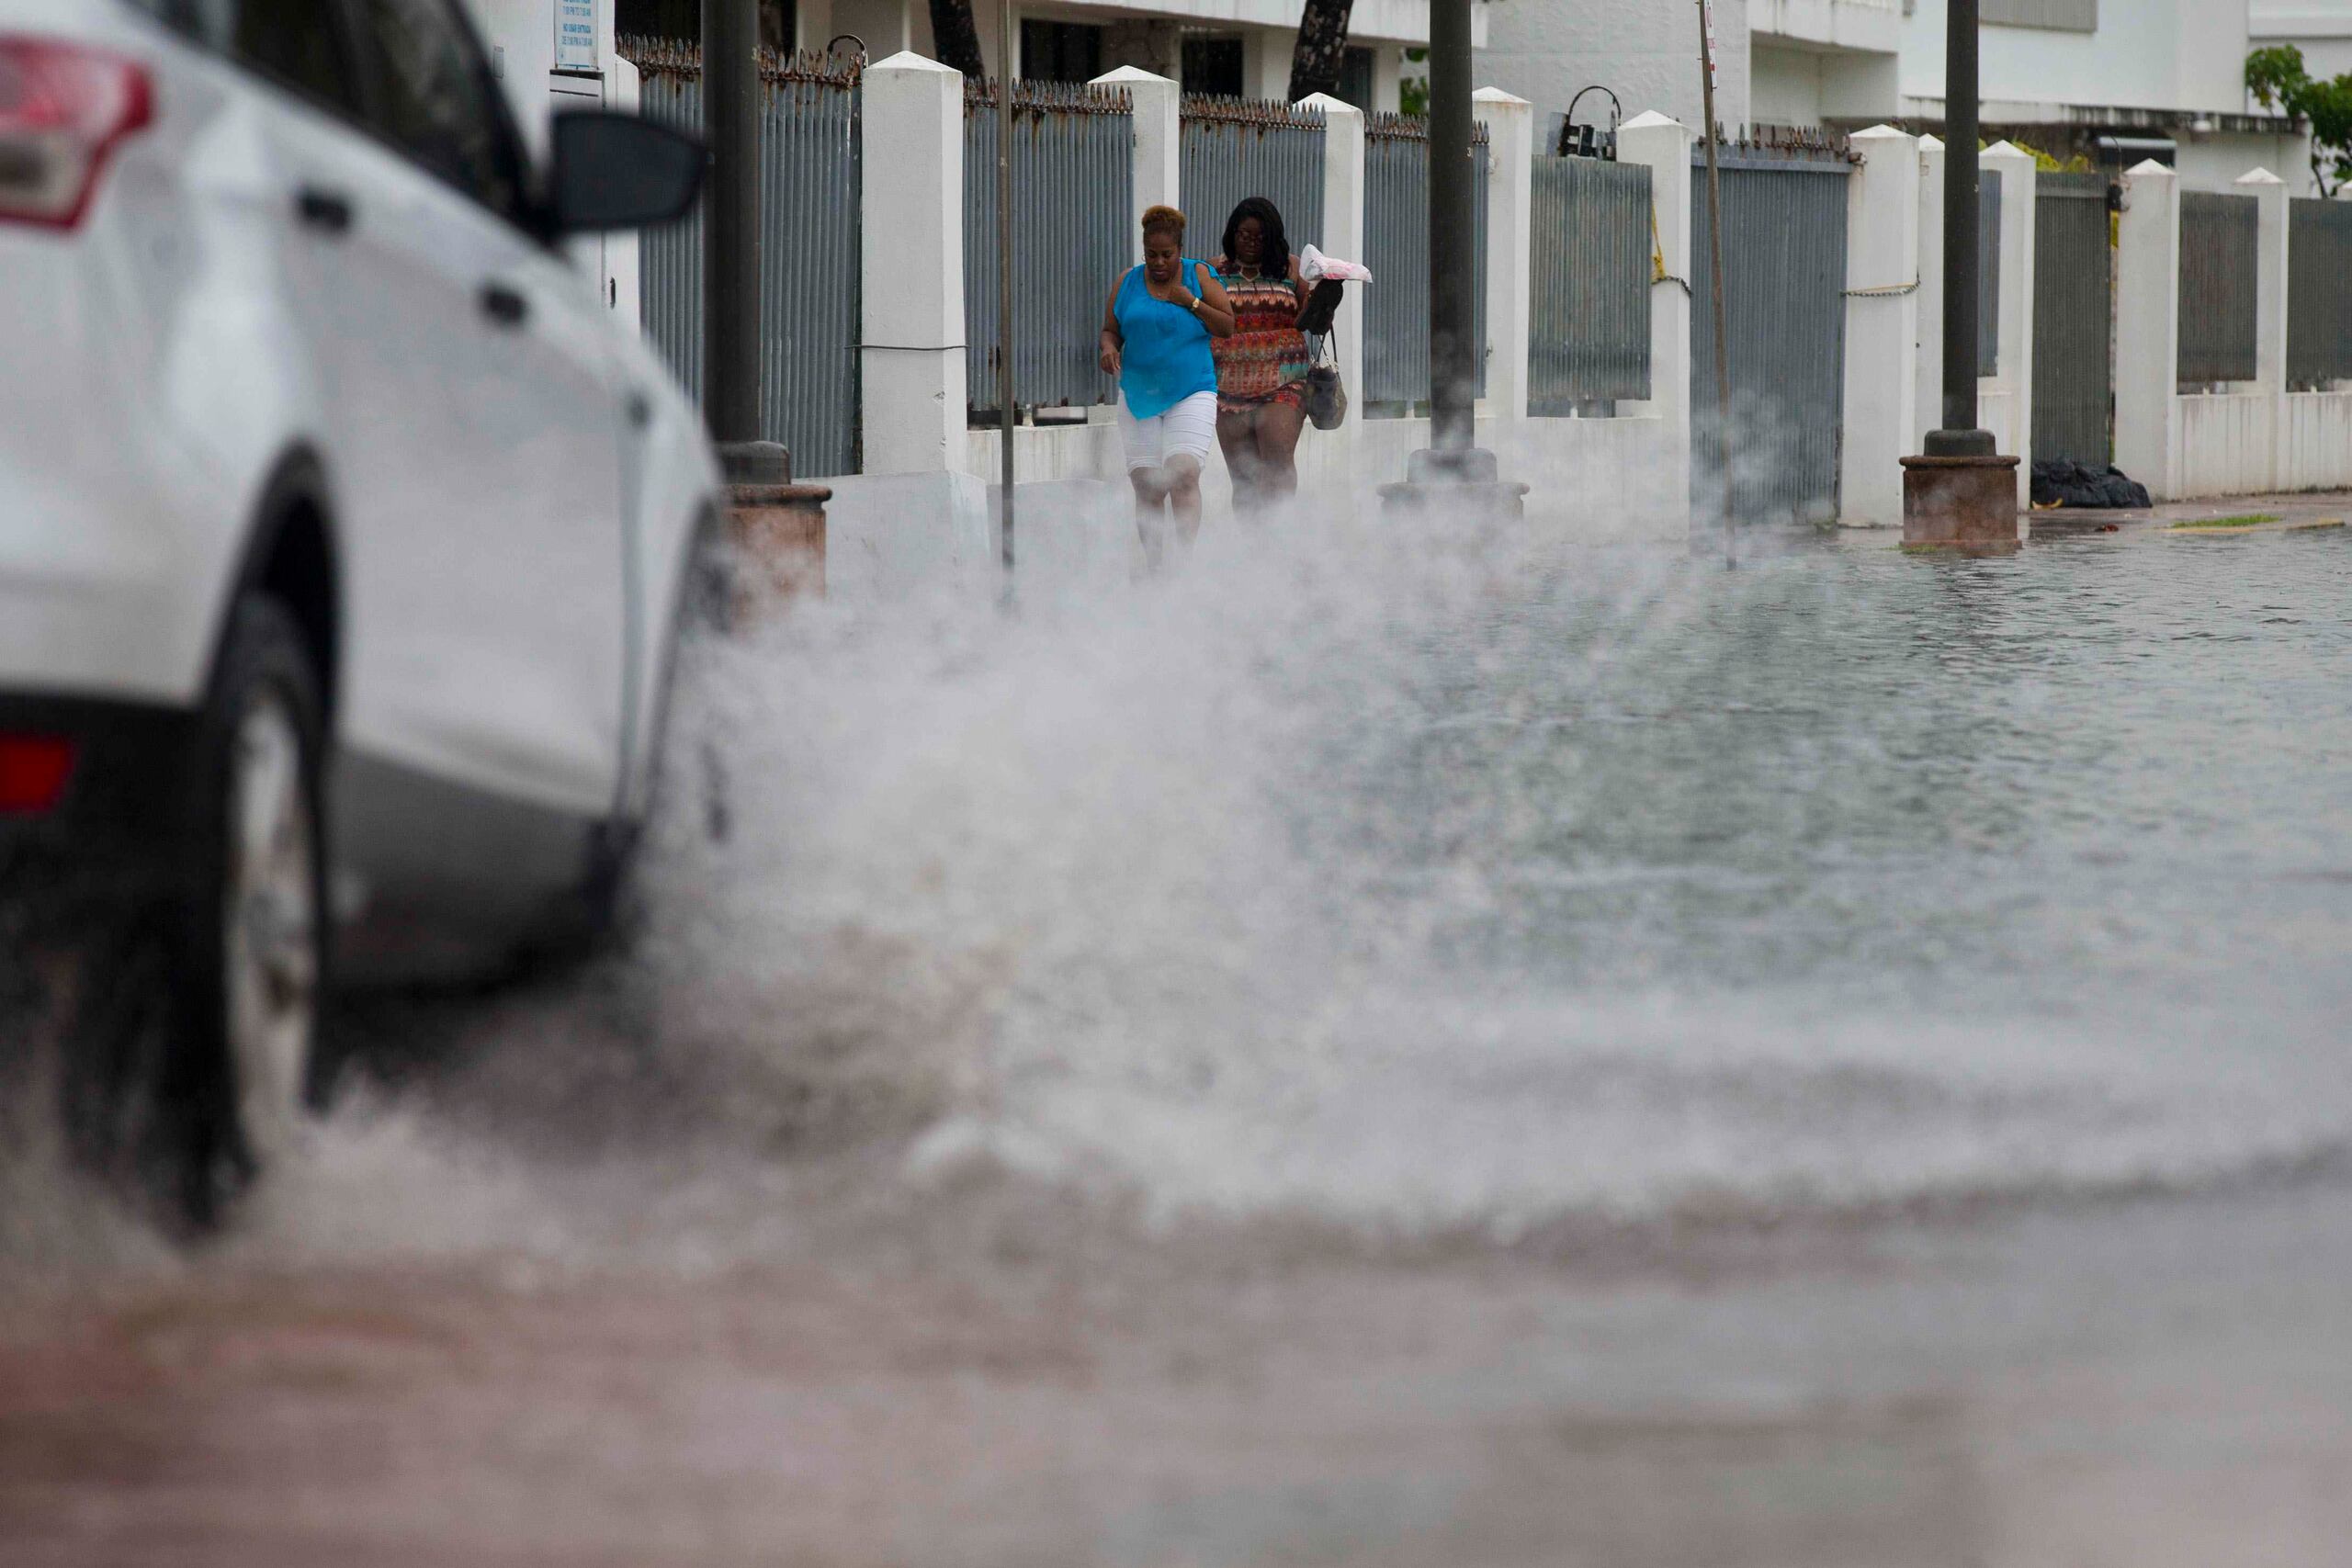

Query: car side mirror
548,110,705,235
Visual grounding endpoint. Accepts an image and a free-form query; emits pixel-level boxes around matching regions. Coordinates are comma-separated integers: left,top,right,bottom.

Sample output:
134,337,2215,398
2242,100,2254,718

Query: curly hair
1140,204,1186,243
1220,197,1290,279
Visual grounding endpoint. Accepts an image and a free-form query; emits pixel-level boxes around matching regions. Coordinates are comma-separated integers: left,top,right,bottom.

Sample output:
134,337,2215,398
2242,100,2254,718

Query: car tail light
0,36,153,231
0,735,76,813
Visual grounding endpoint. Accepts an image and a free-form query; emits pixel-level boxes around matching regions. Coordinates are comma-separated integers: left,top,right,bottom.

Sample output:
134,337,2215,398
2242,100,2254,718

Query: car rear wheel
66,596,331,1227
190,596,331,1202
218,673,322,1169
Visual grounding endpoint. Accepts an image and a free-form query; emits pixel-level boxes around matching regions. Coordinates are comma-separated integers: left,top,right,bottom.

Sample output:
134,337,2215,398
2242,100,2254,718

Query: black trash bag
2031,457,2151,511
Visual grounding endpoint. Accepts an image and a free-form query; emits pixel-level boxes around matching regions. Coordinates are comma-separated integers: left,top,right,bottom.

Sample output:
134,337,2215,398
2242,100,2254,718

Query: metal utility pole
1695,0,1735,567
997,0,1016,577
1899,0,2016,550
1375,0,1524,516
1937,0,1985,445
704,0,761,449
1427,0,1474,454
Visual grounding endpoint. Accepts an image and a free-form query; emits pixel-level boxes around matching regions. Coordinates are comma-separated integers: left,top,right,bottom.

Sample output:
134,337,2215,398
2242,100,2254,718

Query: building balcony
1748,0,1904,56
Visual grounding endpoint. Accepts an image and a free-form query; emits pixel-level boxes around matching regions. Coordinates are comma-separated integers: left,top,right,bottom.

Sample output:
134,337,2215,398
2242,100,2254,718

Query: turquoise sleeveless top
1114,260,1217,420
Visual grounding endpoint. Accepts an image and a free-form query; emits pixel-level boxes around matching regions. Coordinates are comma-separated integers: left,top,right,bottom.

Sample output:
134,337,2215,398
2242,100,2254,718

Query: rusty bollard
1902,436,2022,554
718,441,830,625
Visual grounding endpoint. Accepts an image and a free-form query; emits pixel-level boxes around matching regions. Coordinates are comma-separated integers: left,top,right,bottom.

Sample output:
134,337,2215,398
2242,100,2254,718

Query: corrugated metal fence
1363,114,1489,410
964,79,1133,414
1528,153,1651,411
2178,191,2258,385
2031,171,2112,464
628,40,861,477
1977,168,2002,375
1689,133,1855,526
2289,197,2352,389
1178,97,1326,262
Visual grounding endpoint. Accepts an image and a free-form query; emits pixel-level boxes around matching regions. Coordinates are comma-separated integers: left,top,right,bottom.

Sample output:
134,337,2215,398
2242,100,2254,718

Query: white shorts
1117,389,1218,473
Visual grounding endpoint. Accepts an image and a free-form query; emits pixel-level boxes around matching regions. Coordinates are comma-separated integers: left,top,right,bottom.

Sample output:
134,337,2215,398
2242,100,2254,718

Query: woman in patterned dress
1210,197,1316,514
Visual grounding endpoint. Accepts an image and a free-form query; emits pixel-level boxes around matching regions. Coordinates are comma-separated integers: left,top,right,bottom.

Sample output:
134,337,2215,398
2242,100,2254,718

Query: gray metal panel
629,42,862,478
1983,0,2097,29
1178,97,1326,265
1689,146,1853,525
2178,191,2258,385
1361,117,1490,409
964,79,1133,412
1528,154,1652,411
2290,197,2352,388
2030,171,2112,464
1978,167,2001,376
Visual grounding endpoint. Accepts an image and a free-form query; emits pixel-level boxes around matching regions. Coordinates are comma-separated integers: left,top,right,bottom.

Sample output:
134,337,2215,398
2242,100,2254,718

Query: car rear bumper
0,691,200,924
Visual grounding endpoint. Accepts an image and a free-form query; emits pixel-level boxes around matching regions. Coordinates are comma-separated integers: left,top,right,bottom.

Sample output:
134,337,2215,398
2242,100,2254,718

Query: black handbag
1305,326,1348,432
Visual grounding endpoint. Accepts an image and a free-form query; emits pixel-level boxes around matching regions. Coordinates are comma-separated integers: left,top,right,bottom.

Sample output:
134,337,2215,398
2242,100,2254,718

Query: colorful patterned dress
1211,265,1311,413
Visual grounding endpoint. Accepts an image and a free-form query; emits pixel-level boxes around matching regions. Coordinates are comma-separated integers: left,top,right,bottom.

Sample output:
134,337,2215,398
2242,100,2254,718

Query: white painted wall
2251,0,2352,61
2177,130,2312,192
1899,0,2250,116
1748,0,1903,54
1478,0,1750,137
1752,41,1898,126
1751,44,1825,125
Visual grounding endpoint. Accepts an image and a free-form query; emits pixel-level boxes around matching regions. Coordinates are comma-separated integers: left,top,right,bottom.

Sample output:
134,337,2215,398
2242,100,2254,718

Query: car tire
66,595,333,1228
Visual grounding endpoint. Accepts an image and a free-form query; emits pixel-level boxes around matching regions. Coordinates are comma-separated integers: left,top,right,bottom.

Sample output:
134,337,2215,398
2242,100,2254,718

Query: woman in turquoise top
1099,205,1235,568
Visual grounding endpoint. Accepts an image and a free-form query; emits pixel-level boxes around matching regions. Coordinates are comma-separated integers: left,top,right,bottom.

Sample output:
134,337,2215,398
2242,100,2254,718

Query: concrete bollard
718,441,829,619
1900,453,2021,551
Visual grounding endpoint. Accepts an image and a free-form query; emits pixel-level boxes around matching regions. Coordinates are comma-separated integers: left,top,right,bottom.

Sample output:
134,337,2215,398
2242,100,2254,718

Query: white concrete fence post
1914,134,1945,456
1473,87,1534,433
2114,159,2181,500
859,51,967,476
1981,141,2038,510
1295,91,1366,498
1094,65,1180,261
2240,166,2291,492
1839,124,1921,528
1616,110,1693,532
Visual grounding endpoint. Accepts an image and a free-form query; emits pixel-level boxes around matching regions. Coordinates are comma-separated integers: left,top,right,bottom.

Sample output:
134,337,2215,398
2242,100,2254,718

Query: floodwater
6,503,2352,1563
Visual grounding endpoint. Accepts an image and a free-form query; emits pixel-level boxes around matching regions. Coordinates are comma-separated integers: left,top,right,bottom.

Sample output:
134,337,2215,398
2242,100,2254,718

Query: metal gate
2179,192,2258,385
1689,136,1853,526
629,41,862,478
964,79,1133,414
1178,97,1326,256
1362,114,1489,410
2030,171,2111,464
2290,197,2352,389
1977,168,2002,375
1528,153,1652,412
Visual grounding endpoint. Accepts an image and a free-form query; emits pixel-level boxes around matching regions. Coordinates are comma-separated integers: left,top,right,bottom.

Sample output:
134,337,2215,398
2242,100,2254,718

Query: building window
1182,36,1244,97
1022,18,1103,83
1982,0,2096,32
616,0,795,49
1336,45,1375,109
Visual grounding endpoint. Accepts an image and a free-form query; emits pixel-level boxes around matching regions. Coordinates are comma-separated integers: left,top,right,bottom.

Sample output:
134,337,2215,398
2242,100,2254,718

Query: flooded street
7,504,2352,1562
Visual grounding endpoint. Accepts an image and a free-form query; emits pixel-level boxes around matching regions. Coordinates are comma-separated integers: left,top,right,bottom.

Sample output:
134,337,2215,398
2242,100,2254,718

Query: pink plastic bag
1299,244,1373,283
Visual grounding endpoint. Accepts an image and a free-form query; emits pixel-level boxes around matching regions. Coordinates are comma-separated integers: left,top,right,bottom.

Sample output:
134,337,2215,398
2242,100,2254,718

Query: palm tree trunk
926,0,986,79
1286,0,1354,103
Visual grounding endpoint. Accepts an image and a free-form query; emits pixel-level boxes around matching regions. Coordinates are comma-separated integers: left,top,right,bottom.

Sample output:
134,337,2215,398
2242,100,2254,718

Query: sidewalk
2032,490,2352,535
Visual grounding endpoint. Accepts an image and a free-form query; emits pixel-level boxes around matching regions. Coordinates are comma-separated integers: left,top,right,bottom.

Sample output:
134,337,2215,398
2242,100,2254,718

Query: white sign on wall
555,0,598,72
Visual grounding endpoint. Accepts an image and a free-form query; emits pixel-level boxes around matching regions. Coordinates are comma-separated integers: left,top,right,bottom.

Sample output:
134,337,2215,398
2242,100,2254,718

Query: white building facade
2252,0,2352,81
1482,0,2309,192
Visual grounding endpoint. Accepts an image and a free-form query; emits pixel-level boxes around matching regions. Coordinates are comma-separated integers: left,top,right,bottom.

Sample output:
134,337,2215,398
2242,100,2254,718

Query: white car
0,0,722,1217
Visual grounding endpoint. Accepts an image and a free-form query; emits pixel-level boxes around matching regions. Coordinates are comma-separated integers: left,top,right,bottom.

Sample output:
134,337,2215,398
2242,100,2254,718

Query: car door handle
479,281,530,329
294,186,354,235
